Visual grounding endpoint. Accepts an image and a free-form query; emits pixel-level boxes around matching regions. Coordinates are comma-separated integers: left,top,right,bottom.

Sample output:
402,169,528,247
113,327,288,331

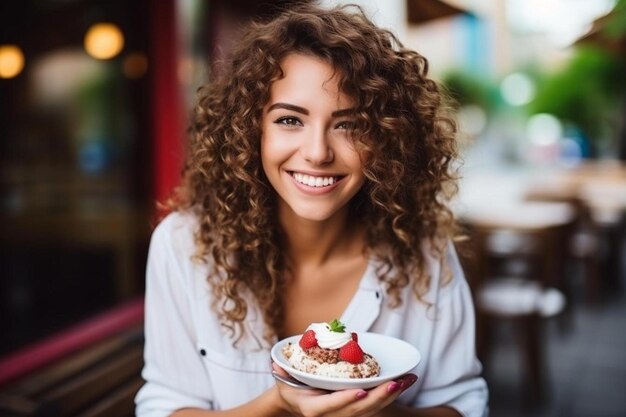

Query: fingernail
356,390,368,399
399,374,418,390
387,382,400,393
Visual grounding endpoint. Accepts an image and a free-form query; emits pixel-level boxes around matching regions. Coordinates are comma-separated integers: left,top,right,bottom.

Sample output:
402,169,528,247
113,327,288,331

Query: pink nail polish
387,382,400,393
400,374,418,389
356,390,368,399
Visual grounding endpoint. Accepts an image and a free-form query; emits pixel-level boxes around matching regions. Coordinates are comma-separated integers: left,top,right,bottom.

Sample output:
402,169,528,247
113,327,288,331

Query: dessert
282,319,381,378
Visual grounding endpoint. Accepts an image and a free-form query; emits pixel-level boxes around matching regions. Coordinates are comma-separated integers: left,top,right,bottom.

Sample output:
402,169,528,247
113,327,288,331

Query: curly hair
172,3,459,345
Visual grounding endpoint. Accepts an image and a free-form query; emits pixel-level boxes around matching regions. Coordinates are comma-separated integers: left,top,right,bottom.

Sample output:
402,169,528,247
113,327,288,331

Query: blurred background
0,0,624,416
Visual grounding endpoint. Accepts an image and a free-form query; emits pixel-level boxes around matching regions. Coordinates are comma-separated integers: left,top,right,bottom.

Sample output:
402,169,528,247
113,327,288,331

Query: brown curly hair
172,3,459,345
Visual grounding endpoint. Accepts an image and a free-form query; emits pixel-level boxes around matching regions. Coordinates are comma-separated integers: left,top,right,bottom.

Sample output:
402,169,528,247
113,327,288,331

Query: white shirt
135,212,489,416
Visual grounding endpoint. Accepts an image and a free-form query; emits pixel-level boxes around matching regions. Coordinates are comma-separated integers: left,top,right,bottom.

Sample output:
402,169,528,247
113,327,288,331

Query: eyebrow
331,108,355,118
267,103,308,115
267,102,355,118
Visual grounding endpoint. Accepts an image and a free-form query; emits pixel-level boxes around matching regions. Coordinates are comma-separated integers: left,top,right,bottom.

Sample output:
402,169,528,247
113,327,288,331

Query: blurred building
0,0,308,357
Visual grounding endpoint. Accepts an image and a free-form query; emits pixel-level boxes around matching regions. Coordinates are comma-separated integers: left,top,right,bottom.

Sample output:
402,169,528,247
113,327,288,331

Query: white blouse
135,212,489,416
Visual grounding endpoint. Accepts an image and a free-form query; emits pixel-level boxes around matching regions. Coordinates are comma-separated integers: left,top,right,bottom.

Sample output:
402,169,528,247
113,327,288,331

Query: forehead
268,53,353,107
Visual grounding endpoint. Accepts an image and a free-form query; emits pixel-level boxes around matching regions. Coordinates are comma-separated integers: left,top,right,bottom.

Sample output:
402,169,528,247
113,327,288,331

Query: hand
271,362,417,417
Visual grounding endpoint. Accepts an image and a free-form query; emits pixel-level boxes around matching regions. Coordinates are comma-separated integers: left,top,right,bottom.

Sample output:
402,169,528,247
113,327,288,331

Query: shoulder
147,210,207,282
151,211,200,255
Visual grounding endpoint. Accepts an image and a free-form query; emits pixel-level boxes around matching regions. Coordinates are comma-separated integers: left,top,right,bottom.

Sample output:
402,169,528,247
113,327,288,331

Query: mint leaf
328,319,346,333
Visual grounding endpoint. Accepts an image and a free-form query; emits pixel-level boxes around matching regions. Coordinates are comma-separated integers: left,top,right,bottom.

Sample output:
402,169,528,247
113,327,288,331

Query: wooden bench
0,298,145,417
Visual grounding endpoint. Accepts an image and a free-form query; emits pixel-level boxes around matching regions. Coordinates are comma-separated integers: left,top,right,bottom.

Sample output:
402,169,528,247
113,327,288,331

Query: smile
289,172,343,188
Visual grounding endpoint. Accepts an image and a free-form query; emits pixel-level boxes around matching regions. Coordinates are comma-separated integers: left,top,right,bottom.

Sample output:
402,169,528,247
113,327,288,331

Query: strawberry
339,340,364,364
351,332,358,342
299,330,318,350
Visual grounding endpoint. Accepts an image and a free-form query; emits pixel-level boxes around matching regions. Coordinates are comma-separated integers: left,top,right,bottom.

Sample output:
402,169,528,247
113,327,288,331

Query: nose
301,126,333,165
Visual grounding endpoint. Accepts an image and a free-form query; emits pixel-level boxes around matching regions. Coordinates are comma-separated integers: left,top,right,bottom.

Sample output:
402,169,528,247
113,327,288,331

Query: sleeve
135,215,214,416
414,241,489,417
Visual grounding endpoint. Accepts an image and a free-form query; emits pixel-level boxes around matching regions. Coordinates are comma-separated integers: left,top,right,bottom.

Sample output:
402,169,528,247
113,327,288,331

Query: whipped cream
307,322,352,349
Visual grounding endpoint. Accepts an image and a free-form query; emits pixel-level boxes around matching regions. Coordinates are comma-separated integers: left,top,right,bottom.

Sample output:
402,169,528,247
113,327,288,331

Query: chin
287,204,343,223
294,210,337,223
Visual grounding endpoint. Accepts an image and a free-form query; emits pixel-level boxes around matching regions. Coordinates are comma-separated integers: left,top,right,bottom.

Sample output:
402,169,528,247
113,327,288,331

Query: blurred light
84,23,124,60
560,137,583,167
0,44,25,78
500,73,535,106
79,141,109,173
527,113,562,146
31,49,105,104
178,56,195,85
458,104,487,136
506,0,616,47
122,52,148,79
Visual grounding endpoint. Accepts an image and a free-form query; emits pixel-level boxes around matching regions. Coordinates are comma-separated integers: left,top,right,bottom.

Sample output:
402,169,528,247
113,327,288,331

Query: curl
169,3,460,344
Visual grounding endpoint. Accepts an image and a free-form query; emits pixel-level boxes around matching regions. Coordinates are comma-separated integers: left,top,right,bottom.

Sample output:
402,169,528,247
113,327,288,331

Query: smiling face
261,53,365,224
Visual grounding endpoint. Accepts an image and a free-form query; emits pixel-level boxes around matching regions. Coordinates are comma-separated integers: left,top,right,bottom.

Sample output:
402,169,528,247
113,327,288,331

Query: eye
335,120,356,130
274,116,303,127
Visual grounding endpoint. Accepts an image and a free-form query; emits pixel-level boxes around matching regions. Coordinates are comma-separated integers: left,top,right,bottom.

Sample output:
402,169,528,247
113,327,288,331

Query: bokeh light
122,52,148,79
84,23,125,60
500,72,536,106
0,44,25,78
458,104,488,137
527,113,563,146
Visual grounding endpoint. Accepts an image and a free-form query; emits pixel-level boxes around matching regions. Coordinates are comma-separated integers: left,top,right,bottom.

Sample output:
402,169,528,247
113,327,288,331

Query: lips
288,171,345,188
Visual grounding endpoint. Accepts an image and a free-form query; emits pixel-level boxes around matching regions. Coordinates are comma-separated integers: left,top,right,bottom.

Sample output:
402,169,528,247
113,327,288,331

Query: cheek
350,139,369,165
260,136,273,174
260,118,274,160
261,130,296,161
260,133,288,181
339,142,365,173
261,131,276,153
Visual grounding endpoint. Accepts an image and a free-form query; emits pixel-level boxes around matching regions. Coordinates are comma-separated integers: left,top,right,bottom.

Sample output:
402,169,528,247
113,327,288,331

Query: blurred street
1,0,625,415
489,280,626,417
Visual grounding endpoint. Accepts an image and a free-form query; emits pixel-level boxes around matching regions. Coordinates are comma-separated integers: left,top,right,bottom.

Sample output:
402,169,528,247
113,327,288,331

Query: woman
136,3,488,417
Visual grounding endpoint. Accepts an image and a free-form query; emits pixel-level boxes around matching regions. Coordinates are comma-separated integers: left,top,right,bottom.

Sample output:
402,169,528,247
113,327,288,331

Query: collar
340,259,384,332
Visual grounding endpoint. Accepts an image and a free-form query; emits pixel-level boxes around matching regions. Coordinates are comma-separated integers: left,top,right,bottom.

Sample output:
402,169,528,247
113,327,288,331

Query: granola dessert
282,319,380,378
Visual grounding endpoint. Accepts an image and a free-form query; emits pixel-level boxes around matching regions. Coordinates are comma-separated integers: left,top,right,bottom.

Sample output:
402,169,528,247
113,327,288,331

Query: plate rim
270,332,421,388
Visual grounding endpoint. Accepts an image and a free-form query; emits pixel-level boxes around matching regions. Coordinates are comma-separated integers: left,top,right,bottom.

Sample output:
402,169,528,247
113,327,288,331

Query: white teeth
293,172,337,187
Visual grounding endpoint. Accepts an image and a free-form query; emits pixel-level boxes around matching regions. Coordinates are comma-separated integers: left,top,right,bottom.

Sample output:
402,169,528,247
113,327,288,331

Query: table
524,160,626,225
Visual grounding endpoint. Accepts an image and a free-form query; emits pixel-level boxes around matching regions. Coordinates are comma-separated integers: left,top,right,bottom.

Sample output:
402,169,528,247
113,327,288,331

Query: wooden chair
524,186,601,305
457,202,576,406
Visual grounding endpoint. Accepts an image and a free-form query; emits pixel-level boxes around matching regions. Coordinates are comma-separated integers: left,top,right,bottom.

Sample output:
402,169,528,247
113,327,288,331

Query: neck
279,205,364,268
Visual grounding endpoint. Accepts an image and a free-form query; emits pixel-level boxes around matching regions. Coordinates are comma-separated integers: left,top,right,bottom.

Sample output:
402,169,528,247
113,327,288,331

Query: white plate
271,332,421,390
